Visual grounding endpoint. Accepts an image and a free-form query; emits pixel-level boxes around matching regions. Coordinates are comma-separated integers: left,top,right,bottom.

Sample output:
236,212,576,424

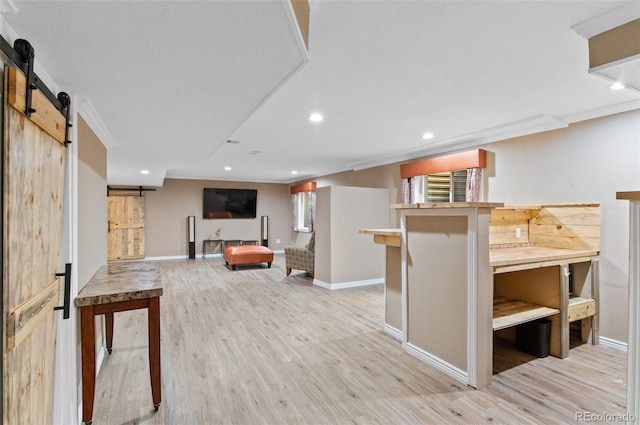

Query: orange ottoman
223,245,274,270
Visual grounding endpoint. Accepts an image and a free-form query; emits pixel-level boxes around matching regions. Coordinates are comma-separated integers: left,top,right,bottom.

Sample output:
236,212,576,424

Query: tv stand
202,239,223,258
202,239,259,258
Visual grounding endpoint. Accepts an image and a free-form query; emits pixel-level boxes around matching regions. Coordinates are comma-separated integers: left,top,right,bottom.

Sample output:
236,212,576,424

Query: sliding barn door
107,195,145,260
2,66,68,424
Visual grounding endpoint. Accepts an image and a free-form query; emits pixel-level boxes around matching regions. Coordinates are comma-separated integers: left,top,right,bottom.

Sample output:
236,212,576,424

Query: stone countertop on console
75,262,163,307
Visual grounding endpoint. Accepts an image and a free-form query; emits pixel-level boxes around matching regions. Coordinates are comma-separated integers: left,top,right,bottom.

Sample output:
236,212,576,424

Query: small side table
75,262,163,424
202,239,223,258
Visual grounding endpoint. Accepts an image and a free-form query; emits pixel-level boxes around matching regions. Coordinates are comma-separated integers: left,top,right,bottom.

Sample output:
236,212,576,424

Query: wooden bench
223,245,274,270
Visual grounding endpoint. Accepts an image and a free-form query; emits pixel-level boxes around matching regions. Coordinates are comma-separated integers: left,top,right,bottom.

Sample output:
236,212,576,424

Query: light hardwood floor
91,256,627,424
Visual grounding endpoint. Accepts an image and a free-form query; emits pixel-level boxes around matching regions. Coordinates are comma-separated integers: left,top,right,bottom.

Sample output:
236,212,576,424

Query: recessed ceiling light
609,82,625,90
291,171,298,175
309,113,323,122
422,132,435,140
224,166,231,171
140,170,150,174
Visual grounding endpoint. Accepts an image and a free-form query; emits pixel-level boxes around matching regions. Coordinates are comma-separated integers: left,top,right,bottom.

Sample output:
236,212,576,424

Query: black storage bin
516,319,551,358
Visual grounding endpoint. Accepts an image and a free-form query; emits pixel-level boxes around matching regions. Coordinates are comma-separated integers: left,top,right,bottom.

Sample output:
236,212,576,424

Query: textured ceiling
3,0,639,186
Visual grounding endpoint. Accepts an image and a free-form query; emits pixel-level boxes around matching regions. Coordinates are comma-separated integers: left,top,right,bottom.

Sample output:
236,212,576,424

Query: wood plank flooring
91,256,627,424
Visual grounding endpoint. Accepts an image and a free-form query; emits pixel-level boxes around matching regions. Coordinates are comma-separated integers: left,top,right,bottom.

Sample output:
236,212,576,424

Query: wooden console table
75,262,163,424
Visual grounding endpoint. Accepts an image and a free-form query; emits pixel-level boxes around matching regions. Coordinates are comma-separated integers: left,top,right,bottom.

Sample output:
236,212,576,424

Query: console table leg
105,312,114,354
80,306,96,424
148,297,162,409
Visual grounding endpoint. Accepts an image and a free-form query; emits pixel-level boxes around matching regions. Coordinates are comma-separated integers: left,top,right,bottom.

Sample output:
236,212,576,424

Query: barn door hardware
13,39,36,117
0,35,72,125
54,263,72,320
57,92,73,146
107,186,157,197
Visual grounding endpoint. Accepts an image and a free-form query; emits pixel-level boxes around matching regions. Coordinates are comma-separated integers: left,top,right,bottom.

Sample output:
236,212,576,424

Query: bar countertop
617,191,640,201
359,228,401,236
392,202,504,209
75,262,163,307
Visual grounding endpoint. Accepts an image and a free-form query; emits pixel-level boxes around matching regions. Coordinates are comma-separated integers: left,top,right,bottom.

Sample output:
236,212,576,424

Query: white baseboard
144,255,189,261
313,277,384,290
599,336,628,352
384,324,403,342
405,342,468,386
143,249,283,262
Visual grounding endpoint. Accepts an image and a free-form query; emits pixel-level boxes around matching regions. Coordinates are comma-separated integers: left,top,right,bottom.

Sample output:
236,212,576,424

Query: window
290,182,316,232
426,170,468,202
400,149,486,204
293,191,314,232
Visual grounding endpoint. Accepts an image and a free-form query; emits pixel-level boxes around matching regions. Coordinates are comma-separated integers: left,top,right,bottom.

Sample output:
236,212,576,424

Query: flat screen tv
203,188,257,219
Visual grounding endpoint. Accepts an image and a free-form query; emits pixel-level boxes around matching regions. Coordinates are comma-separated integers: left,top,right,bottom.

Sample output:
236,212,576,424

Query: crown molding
347,114,567,171
77,99,116,149
564,99,640,124
572,3,640,39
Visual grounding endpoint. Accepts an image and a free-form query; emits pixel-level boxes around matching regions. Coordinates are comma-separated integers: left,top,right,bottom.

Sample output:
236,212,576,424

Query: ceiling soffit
573,3,640,93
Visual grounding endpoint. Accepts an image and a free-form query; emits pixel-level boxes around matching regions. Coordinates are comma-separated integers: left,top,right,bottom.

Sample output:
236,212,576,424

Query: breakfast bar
75,262,163,424
358,228,402,340
361,202,600,389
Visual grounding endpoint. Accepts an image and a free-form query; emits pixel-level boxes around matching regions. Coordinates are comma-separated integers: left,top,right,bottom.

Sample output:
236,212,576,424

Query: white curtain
401,176,426,204
465,168,482,202
292,191,315,232
291,194,298,231
402,178,412,204
412,175,425,203
307,191,316,232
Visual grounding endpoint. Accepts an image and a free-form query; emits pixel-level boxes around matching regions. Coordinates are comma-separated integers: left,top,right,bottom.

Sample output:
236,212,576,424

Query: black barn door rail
0,35,72,145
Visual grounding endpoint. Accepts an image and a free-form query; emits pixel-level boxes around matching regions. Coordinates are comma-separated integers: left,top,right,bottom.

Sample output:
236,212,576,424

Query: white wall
315,186,388,285
144,178,291,257
483,109,640,343
77,115,108,290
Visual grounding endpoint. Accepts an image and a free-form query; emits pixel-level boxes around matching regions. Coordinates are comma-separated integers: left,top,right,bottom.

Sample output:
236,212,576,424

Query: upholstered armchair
284,232,315,278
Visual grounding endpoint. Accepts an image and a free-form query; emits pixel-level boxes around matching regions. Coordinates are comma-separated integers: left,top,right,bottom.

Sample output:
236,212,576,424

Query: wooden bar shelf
490,246,598,274
492,296,559,331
